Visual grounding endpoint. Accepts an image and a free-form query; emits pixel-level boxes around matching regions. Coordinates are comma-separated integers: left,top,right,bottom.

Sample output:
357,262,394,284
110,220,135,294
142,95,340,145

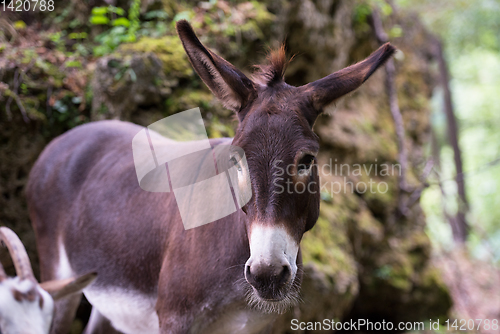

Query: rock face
0,0,451,331
91,53,165,120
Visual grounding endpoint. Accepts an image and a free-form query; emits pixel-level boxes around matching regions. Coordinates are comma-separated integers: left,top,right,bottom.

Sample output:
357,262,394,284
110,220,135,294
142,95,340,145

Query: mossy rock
120,36,192,77
302,202,357,283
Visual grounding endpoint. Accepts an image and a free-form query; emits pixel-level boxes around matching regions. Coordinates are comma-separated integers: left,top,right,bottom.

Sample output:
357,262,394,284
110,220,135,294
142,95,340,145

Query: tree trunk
433,38,469,243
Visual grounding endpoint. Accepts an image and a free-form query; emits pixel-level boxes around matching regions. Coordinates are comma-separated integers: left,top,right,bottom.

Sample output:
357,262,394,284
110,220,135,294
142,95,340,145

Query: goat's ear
176,20,256,112
301,43,396,116
40,272,96,301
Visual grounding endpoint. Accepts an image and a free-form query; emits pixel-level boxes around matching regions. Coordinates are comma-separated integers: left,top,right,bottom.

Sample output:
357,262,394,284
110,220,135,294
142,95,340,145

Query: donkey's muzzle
245,262,292,300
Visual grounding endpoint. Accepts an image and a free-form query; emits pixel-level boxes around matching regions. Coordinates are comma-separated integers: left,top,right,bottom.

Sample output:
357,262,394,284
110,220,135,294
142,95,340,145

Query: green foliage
127,0,141,42
112,18,131,28
68,32,88,40
89,0,141,56
48,31,67,52
353,0,397,35
434,50,500,262
353,3,372,25
397,0,500,54
93,26,128,56
89,15,109,25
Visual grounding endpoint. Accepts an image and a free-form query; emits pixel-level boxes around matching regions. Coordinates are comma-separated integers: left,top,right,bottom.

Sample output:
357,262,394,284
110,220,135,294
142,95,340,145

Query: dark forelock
252,45,291,87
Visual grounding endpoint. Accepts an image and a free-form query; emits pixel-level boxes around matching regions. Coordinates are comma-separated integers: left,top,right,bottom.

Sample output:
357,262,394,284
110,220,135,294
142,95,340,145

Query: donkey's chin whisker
243,281,300,314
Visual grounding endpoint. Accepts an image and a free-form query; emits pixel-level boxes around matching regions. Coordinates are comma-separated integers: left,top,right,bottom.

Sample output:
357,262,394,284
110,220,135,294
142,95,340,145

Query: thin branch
371,9,409,216
13,93,30,123
5,69,18,121
5,68,30,123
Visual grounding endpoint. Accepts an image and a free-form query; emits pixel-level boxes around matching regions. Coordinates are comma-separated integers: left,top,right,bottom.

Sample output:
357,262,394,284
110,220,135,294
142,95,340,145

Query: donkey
26,20,394,334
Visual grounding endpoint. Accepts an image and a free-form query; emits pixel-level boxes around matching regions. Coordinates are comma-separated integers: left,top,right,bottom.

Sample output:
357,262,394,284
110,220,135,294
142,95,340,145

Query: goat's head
0,227,96,334
176,20,395,313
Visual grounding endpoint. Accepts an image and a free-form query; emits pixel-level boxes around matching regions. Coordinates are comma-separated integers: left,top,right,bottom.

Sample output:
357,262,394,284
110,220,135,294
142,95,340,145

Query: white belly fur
83,287,160,334
84,288,272,334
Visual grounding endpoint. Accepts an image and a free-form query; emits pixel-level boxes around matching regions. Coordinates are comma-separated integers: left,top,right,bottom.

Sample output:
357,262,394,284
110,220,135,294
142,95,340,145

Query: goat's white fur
0,227,96,334
0,278,54,334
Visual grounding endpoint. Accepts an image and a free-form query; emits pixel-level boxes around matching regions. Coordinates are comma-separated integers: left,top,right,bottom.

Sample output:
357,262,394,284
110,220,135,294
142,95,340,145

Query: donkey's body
28,20,394,334
28,120,271,333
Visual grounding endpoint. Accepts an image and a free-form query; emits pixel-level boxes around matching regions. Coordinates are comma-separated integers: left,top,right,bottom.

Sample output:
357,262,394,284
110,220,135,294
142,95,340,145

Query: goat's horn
0,227,35,280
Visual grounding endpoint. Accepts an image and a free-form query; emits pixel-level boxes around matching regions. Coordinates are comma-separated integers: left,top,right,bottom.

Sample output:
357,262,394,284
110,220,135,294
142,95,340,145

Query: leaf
124,34,136,43
90,15,110,25
112,17,131,27
14,21,27,30
93,45,109,57
69,32,88,39
91,7,108,16
388,25,403,39
65,61,82,68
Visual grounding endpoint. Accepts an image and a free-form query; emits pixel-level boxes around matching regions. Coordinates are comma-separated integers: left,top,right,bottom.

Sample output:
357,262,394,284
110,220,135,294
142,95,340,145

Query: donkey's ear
176,20,256,112
301,43,396,113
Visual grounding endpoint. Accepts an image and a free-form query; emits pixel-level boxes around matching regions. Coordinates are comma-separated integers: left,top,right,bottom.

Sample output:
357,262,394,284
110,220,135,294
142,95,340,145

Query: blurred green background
397,0,500,263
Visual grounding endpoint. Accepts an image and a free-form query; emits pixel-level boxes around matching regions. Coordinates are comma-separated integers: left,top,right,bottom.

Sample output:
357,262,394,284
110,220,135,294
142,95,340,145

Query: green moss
356,208,384,241
361,175,398,211
165,89,214,114
120,36,192,77
302,202,357,280
384,262,413,290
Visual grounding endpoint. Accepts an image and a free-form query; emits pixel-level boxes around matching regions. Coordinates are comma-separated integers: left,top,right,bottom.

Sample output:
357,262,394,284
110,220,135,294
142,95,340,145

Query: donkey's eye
229,156,242,172
297,154,315,176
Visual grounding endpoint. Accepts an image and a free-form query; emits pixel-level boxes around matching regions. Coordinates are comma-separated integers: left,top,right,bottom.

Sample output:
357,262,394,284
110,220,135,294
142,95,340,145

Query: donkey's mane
252,45,291,87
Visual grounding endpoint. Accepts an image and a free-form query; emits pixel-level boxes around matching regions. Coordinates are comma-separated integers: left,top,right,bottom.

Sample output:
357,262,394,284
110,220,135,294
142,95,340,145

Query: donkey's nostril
278,265,291,285
245,265,252,279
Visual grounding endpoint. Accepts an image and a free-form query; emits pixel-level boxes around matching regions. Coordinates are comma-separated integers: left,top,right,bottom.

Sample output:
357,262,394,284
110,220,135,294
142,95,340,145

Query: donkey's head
176,20,394,313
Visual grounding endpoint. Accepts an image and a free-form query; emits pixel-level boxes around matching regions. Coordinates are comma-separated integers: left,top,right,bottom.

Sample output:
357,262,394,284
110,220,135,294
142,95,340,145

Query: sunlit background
397,0,500,262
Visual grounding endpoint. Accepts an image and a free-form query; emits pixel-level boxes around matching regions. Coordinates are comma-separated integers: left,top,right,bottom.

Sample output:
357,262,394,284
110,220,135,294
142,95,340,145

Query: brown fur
252,45,291,86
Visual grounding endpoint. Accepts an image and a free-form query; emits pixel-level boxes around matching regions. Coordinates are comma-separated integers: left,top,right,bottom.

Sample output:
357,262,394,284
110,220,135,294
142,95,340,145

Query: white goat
0,227,96,334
